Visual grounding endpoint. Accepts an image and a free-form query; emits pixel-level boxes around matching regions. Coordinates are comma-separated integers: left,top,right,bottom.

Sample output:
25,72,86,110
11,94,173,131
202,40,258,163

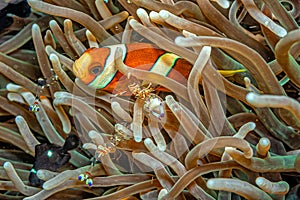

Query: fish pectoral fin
217,69,247,77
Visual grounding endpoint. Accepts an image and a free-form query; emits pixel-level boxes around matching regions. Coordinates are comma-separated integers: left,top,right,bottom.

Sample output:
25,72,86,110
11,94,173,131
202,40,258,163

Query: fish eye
89,66,102,75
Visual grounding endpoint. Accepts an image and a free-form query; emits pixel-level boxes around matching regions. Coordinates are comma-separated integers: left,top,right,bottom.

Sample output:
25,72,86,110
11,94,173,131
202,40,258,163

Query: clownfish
72,43,245,94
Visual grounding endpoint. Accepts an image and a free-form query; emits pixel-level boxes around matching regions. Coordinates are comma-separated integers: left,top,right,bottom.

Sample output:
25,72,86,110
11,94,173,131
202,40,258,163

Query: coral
0,0,299,199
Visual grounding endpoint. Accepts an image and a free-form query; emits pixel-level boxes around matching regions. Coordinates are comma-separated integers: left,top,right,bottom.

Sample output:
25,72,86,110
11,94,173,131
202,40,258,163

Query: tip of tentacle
159,10,169,19
149,11,158,19
255,177,265,187
248,122,256,130
49,53,58,61
134,136,142,143
15,115,23,123
49,20,57,27
88,131,97,139
128,18,137,26
220,1,230,9
32,23,40,31
245,92,256,103
158,189,168,200
3,161,11,169
136,8,146,16
144,138,152,145
206,179,215,188
278,28,288,38
259,138,270,147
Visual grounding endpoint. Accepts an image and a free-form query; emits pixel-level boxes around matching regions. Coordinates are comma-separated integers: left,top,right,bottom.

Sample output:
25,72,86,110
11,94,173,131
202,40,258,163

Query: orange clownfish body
72,43,245,94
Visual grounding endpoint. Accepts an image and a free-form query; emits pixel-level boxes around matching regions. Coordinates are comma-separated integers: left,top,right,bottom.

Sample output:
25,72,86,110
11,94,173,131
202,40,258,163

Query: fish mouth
72,61,81,79
72,53,92,83
72,60,89,84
